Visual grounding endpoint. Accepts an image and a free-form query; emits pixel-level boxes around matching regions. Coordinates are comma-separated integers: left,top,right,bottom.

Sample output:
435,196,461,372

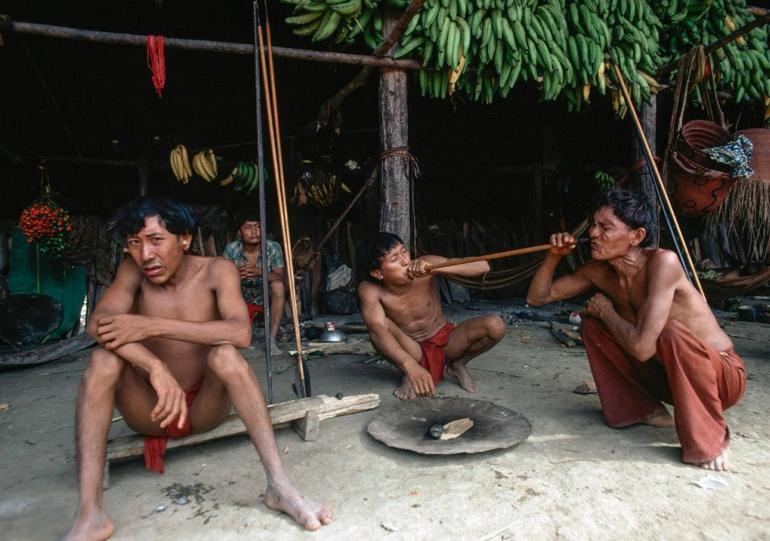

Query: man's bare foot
393,376,417,400
699,448,729,471
642,407,674,428
65,509,114,541
446,362,479,393
264,481,332,531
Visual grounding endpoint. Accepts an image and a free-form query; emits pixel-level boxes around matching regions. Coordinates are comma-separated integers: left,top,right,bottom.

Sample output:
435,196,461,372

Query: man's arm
89,260,188,429
526,232,593,306
406,255,489,280
98,258,251,349
585,252,679,361
358,282,435,397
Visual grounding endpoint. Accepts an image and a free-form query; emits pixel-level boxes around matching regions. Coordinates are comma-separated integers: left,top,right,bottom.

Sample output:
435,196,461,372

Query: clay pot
670,120,734,217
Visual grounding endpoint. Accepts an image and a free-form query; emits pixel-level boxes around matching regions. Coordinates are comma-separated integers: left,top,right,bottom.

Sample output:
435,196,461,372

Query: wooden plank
106,393,380,460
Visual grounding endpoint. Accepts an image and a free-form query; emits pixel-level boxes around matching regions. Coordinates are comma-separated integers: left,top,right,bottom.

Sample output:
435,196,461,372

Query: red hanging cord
146,35,165,97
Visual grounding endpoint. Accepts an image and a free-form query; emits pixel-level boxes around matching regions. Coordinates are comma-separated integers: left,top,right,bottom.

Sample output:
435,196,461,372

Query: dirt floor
1,299,769,540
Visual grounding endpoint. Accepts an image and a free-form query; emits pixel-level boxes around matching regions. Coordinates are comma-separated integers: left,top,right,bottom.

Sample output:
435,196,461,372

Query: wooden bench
104,393,380,488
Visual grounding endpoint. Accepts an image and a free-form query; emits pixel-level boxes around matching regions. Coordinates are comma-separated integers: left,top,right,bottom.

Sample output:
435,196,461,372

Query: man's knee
84,348,125,383
486,315,506,342
207,344,250,379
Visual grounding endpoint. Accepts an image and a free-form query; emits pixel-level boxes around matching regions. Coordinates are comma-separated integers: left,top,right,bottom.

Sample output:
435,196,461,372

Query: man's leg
443,315,505,393
268,280,286,341
581,316,673,428
203,344,331,530
376,318,423,400
67,348,164,541
655,321,747,471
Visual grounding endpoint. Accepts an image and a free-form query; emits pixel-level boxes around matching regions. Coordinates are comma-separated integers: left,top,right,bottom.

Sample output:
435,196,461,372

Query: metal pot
319,328,347,342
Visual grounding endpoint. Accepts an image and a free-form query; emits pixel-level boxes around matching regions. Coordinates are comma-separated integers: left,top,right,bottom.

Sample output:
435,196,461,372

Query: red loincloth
419,323,457,384
247,303,264,323
581,316,746,464
143,381,202,474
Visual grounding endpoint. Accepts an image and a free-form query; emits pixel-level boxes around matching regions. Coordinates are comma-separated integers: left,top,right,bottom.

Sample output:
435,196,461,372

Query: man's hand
149,366,187,430
583,293,613,319
404,363,436,397
238,263,262,280
407,258,431,280
97,314,154,349
549,232,577,257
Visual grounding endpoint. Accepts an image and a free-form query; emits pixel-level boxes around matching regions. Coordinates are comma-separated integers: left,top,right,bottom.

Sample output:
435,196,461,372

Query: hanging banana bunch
169,144,193,184
280,0,766,113
191,149,219,183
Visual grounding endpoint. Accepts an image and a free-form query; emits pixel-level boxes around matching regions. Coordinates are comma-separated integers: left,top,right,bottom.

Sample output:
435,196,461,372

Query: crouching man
357,232,505,400
527,188,746,471
66,197,330,540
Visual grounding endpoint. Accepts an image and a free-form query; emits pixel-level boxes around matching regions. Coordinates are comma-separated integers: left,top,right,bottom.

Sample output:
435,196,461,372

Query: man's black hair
592,188,655,247
356,232,403,282
111,196,196,240
233,209,261,229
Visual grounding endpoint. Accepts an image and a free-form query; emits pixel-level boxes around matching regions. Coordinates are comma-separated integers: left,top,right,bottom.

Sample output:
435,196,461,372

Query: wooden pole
424,240,589,272
378,6,411,250
6,19,422,70
611,62,706,299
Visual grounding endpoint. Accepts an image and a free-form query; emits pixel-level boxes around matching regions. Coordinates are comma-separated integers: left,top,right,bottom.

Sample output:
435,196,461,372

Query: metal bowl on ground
319,328,348,342
367,397,532,455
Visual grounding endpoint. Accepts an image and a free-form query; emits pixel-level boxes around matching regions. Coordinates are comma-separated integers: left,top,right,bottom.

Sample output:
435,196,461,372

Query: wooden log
7,20,422,70
105,393,379,462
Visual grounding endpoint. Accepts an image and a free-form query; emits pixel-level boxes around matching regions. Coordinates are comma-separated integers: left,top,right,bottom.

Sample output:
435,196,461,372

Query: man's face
588,205,645,260
125,215,191,284
240,221,261,244
370,243,411,285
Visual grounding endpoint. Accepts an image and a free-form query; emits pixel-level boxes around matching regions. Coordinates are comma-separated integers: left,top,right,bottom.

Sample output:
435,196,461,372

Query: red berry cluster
19,200,73,258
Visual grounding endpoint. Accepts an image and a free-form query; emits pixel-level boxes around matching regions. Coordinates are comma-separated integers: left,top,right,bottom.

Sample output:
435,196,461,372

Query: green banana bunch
654,0,770,108
283,0,364,43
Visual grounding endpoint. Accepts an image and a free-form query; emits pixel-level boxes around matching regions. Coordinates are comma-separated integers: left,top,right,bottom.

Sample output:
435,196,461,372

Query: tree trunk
378,9,411,250
631,96,659,246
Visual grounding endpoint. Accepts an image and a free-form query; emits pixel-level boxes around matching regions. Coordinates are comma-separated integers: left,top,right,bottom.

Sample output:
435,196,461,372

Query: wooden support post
630,96,659,246
292,409,320,441
378,8,411,249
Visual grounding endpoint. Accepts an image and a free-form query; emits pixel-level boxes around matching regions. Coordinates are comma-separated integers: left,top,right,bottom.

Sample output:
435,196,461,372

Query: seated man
357,232,505,400
527,188,746,471
66,197,330,540
223,212,286,351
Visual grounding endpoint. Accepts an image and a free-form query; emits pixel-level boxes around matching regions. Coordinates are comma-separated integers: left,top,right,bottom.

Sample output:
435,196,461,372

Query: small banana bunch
221,162,262,195
292,172,351,208
283,0,372,43
169,144,193,184
191,149,219,183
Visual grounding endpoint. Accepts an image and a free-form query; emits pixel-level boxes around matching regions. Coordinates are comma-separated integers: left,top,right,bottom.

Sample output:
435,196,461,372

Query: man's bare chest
135,282,218,321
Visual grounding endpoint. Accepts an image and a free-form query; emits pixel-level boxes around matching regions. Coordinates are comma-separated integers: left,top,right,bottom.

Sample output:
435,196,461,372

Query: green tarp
8,228,87,343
